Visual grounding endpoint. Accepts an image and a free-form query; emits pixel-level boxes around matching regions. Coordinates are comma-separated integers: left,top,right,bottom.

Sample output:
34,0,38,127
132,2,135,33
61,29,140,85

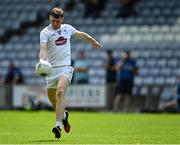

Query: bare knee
56,86,64,101
115,95,121,101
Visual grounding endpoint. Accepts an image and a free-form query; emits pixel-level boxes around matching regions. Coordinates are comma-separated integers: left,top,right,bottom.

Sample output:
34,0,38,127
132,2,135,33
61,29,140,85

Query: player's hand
90,40,102,49
34,59,45,77
35,62,40,77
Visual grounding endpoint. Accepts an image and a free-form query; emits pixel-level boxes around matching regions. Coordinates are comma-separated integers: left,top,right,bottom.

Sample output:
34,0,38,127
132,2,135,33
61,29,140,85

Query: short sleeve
40,30,49,43
67,24,77,35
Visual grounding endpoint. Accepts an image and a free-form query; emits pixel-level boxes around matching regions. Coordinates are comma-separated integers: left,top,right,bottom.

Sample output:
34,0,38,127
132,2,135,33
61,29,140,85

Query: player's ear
61,16,64,22
49,15,51,21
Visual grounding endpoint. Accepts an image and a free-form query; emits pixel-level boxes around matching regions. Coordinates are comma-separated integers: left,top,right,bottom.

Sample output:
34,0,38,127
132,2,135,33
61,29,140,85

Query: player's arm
35,42,47,76
115,63,123,70
74,31,102,49
39,42,47,61
115,58,126,71
74,67,88,72
133,64,139,75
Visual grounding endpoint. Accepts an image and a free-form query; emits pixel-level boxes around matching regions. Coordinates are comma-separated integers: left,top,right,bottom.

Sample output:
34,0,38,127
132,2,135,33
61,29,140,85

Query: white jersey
40,24,77,67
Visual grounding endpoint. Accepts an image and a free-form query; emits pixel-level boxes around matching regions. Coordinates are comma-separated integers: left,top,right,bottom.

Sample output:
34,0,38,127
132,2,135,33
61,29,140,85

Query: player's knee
56,86,64,100
52,103,56,109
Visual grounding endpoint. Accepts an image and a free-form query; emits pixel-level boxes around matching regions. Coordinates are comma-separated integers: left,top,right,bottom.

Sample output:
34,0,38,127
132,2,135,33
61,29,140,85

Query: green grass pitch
0,111,180,144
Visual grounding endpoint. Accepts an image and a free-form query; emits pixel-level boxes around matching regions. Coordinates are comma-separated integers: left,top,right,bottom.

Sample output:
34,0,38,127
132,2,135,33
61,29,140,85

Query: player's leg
48,88,70,132
48,88,70,139
51,66,74,138
47,89,56,109
123,81,133,112
56,66,74,133
55,75,69,128
47,88,61,139
51,75,68,139
52,75,70,139
124,94,130,112
113,82,123,112
47,83,69,139
48,89,69,116
113,94,121,112
164,99,177,110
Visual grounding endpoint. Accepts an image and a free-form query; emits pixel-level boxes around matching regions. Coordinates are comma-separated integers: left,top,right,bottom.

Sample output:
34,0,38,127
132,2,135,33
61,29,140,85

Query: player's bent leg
55,75,70,133
47,88,62,139
56,76,68,124
47,89,57,109
47,75,71,138
47,89,70,126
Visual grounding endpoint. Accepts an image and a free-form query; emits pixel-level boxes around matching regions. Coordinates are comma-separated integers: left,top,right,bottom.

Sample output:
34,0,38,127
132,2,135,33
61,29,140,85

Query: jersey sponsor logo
55,36,67,45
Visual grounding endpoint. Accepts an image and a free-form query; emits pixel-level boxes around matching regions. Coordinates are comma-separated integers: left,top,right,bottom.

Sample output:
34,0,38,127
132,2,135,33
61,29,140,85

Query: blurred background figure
116,0,139,18
0,76,2,85
159,76,180,112
105,49,117,84
3,62,24,85
82,0,106,17
113,50,138,112
105,50,118,110
65,0,76,12
0,65,3,85
74,51,90,84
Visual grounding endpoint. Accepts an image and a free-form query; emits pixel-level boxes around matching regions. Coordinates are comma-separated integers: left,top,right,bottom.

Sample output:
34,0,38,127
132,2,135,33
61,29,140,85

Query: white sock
64,112,66,120
56,121,63,129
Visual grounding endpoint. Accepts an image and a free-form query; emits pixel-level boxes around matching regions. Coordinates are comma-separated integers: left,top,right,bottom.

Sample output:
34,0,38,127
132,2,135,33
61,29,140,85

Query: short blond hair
50,7,64,18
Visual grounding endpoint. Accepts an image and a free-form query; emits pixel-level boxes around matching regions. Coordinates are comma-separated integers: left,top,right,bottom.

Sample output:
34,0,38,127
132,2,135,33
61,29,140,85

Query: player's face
49,15,63,30
122,52,128,60
79,52,85,59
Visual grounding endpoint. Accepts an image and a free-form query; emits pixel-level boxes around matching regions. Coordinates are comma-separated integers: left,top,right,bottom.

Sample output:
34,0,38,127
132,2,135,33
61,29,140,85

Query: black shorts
177,97,180,106
77,79,88,84
116,80,133,95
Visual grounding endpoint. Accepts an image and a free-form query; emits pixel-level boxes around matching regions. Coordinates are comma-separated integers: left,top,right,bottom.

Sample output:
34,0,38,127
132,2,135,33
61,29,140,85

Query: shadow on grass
30,139,61,143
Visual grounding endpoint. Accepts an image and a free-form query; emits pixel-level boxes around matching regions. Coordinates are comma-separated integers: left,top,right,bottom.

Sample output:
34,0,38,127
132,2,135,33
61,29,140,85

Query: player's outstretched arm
74,31,102,49
35,42,47,76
